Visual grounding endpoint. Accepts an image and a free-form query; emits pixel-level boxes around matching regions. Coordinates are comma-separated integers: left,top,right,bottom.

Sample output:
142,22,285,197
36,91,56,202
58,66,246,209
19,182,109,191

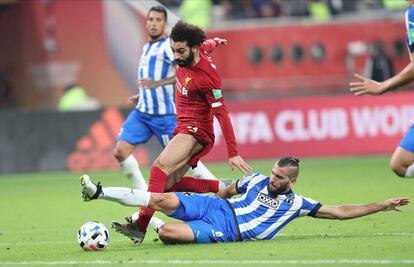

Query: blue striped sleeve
163,40,175,64
300,196,321,217
236,173,259,194
406,6,414,52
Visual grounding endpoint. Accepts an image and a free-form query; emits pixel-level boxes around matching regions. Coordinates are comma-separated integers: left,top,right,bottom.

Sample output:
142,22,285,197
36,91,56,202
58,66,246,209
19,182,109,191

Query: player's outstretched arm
216,181,238,199
350,52,414,96
201,38,228,54
139,76,176,89
314,198,410,220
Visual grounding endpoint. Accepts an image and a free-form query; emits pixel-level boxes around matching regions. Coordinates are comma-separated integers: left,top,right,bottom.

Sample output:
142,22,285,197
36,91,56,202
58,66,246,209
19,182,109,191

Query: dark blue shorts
400,124,414,153
169,192,238,243
117,110,176,147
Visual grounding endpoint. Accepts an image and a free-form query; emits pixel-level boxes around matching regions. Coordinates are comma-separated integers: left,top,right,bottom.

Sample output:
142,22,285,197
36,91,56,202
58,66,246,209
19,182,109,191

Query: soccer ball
77,221,109,251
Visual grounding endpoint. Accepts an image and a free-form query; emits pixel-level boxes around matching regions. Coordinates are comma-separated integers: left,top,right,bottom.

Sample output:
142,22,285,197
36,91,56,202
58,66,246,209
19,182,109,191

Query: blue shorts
117,110,176,147
170,192,238,243
400,124,414,153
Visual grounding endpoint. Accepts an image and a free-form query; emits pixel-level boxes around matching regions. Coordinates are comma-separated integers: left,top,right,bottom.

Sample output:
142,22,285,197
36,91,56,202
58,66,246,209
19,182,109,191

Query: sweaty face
170,40,194,67
268,165,295,195
146,11,166,40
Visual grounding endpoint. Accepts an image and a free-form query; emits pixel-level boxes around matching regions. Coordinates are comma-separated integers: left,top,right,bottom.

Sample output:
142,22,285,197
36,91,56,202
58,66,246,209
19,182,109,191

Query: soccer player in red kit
111,20,252,244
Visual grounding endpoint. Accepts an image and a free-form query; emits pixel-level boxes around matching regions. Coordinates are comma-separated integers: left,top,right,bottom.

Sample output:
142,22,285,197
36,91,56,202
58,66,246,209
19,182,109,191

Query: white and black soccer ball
77,221,109,251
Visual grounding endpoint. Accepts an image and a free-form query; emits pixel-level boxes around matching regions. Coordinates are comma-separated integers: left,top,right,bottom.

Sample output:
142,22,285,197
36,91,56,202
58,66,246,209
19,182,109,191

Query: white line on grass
1,232,413,246
1,259,414,265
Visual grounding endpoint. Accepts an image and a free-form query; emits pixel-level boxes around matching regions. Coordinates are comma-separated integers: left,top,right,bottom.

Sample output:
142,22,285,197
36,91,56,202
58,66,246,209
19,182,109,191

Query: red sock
136,165,168,232
166,176,219,193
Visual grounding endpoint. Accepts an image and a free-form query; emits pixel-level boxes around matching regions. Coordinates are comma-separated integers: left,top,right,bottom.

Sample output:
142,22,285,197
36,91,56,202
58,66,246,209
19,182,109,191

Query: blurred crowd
159,0,407,28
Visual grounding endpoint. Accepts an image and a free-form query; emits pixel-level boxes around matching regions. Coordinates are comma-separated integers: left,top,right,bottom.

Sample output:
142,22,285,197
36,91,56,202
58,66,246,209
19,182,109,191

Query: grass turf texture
0,155,413,266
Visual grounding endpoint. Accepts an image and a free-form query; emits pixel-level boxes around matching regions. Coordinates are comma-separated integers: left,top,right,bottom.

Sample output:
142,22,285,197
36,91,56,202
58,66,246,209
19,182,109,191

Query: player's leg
165,163,221,193
160,192,236,244
390,147,414,177
157,222,195,244
390,125,414,177
152,115,216,180
132,133,202,240
114,141,147,190
191,160,216,179
114,110,152,189
81,175,180,211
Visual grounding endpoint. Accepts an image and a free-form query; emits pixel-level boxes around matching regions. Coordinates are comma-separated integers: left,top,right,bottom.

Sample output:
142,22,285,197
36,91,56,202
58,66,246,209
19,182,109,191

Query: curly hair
171,20,206,47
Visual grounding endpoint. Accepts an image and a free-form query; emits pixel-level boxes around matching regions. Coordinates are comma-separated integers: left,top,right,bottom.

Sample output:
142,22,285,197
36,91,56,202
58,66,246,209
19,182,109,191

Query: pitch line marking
0,232,413,246
1,259,414,265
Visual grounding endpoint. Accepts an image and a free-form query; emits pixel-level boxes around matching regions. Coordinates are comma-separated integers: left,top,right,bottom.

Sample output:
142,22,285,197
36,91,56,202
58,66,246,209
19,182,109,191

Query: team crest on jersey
184,76,192,86
284,196,294,205
257,193,279,208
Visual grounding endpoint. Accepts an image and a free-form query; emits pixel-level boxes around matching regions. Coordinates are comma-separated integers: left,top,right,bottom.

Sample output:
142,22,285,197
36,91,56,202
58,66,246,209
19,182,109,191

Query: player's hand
382,198,410,211
349,73,383,96
139,78,159,89
127,94,139,106
228,156,253,174
214,37,228,46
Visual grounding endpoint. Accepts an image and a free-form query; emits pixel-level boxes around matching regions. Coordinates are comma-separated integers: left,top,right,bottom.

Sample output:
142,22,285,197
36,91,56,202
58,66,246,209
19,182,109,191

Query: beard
176,50,194,67
267,183,289,195
149,32,163,41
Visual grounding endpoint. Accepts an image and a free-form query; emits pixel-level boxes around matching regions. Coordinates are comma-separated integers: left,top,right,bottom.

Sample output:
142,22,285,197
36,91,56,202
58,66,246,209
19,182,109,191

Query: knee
389,159,406,177
158,224,178,244
113,146,128,162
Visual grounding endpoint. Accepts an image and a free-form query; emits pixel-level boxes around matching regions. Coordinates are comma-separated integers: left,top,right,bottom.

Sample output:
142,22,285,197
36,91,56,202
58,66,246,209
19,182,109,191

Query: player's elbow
327,209,349,220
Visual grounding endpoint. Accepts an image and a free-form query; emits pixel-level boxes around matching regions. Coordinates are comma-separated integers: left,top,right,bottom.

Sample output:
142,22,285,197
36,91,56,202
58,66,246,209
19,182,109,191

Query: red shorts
173,125,214,168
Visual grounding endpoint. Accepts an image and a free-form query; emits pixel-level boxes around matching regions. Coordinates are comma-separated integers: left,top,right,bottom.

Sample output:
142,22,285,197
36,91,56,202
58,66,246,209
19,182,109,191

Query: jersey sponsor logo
257,193,279,208
176,79,188,96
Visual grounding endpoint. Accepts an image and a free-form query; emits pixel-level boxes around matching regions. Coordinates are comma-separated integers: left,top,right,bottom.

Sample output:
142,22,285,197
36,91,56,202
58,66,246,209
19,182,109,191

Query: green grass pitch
0,155,413,266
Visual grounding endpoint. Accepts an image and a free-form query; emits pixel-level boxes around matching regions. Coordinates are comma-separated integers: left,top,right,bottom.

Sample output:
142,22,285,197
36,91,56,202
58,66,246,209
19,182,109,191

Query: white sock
130,212,165,231
100,187,150,207
192,161,216,180
150,216,165,231
120,155,148,190
405,163,414,178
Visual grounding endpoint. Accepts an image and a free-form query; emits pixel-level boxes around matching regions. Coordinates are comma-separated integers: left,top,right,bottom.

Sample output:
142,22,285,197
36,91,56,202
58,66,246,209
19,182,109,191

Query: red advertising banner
204,92,414,161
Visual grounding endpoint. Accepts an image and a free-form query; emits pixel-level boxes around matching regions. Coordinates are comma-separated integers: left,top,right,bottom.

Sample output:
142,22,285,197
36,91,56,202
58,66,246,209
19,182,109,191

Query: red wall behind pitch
204,92,414,161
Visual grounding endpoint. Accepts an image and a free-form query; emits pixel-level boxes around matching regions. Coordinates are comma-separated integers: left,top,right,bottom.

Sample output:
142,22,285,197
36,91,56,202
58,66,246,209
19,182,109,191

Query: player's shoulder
294,192,319,204
406,5,414,20
240,172,267,184
158,37,171,49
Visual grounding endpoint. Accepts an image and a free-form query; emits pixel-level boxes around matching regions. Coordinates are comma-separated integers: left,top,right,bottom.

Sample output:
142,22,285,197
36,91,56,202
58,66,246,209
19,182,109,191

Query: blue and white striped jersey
136,37,176,115
405,5,414,53
228,173,321,241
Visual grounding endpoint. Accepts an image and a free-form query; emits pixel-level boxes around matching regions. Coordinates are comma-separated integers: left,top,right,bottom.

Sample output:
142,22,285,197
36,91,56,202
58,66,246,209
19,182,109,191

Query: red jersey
175,39,238,158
